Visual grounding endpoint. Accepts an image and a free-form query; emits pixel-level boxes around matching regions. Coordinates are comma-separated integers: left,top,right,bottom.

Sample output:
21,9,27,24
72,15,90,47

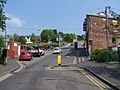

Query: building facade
7,39,21,60
83,13,120,55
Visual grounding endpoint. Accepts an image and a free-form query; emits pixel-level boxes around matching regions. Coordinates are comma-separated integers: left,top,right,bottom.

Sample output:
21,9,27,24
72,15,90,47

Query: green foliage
0,0,7,30
77,35,84,41
41,29,56,42
0,35,5,47
31,33,38,43
13,34,26,44
53,29,57,35
40,29,80,44
91,49,102,61
91,49,116,62
59,31,64,38
64,33,75,42
98,49,110,62
17,36,26,44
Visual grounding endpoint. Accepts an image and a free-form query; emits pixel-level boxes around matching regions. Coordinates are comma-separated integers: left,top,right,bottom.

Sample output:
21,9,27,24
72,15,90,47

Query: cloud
6,13,26,28
32,25,39,29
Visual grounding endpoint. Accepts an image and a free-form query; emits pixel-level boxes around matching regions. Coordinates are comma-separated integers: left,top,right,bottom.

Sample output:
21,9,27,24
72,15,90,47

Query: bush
91,49,102,61
91,49,116,62
98,49,109,62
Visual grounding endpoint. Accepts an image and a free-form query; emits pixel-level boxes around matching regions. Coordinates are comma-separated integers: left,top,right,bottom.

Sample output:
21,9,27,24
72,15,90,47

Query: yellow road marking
12,61,25,74
0,61,25,82
0,73,13,82
79,69,109,90
45,66,110,90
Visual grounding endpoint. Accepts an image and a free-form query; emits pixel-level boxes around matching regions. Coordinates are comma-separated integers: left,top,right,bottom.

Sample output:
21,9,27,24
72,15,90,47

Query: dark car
19,51,33,61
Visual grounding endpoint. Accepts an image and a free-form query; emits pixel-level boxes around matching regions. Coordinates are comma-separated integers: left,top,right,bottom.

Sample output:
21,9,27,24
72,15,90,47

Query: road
0,48,112,90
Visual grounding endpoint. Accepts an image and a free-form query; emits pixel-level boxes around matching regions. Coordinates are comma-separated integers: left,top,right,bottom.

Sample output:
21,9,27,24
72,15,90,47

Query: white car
29,46,45,57
53,47,62,54
39,49,45,56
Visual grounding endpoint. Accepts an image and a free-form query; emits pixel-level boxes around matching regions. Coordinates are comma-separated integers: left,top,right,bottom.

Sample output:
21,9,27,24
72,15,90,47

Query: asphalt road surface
0,48,112,90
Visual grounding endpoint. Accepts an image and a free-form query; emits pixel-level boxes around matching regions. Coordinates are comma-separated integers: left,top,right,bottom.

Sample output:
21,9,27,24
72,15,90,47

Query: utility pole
105,6,111,62
2,26,8,65
105,6,111,50
58,32,60,47
38,29,41,43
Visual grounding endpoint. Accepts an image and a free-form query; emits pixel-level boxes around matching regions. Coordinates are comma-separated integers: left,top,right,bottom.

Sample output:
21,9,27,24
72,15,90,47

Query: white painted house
25,36,33,44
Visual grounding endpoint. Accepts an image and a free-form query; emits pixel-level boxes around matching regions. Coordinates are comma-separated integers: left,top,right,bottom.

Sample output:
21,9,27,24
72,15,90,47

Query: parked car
41,45,49,50
19,51,33,61
39,49,45,56
29,46,45,57
41,45,53,50
53,47,62,54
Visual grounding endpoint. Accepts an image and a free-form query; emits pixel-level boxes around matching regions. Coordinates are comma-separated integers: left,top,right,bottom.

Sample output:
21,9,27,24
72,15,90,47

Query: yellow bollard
57,54,62,66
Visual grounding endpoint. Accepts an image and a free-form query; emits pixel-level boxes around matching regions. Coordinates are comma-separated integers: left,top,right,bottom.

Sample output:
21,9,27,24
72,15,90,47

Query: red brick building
7,39,21,60
83,13,120,55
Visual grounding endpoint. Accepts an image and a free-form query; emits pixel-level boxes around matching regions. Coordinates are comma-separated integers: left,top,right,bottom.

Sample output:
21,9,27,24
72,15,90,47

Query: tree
17,36,26,44
0,35,5,47
0,0,7,31
77,35,85,41
64,33,75,42
59,31,64,40
52,29,58,42
13,34,26,44
41,29,56,42
53,29,57,35
31,33,37,43
104,8,120,45
105,7,120,34
13,33,19,41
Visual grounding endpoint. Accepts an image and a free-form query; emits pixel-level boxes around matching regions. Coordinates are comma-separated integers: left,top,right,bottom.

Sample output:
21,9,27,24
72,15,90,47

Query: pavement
0,48,120,90
0,49,52,77
64,48,120,90
79,60,120,90
0,59,20,77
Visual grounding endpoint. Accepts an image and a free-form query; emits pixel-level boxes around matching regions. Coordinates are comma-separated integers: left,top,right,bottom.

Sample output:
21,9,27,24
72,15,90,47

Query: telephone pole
58,32,60,47
105,6,111,50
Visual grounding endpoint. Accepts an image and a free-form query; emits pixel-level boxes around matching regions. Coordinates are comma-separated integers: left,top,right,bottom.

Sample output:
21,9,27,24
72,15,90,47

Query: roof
86,14,116,20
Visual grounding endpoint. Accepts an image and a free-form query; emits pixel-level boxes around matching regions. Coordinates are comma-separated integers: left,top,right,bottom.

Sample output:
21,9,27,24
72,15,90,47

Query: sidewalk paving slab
79,60,120,90
0,59,20,77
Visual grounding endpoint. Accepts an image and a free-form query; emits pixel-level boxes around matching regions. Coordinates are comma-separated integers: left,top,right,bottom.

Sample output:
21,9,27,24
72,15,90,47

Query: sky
1,0,120,36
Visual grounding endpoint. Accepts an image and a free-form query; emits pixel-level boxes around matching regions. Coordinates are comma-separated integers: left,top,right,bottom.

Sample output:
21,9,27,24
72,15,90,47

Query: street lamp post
4,28,7,65
38,29,42,43
5,27,7,48
1,17,10,65
58,32,60,47
1,26,7,65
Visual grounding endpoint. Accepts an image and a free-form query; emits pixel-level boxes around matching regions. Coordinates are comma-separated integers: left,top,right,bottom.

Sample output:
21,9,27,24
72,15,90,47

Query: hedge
91,49,116,62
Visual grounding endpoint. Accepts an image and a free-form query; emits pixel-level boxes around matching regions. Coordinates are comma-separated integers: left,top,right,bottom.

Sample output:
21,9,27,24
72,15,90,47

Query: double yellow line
79,69,110,90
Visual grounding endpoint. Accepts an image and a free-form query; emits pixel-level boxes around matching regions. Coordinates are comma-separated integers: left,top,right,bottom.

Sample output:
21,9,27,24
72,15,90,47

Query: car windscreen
21,52,29,55
54,49,59,50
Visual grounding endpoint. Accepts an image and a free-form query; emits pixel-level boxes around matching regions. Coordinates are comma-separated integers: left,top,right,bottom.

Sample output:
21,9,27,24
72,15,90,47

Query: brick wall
7,40,20,60
86,15,119,53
